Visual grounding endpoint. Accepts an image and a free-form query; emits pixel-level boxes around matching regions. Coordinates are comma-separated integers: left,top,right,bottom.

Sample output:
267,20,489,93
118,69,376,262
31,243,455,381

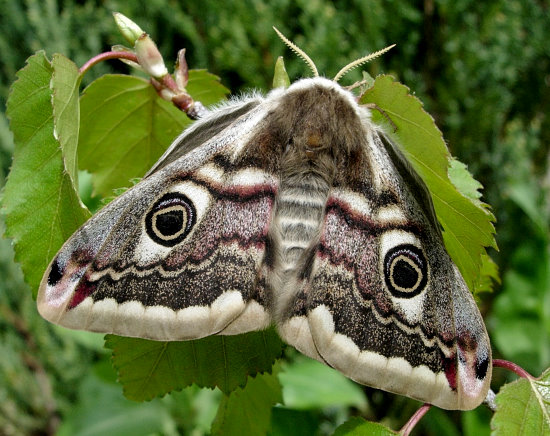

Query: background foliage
0,0,548,435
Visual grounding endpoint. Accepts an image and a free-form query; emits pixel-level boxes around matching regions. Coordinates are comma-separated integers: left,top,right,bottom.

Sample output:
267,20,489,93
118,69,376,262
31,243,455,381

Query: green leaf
361,71,376,90
278,356,366,410
78,74,190,198
360,75,497,292
2,52,90,295
448,158,484,206
333,417,397,436
78,70,228,198
186,69,230,107
492,368,550,435
211,370,283,436
474,253,500,295
448,158,497,296
51,54,81,184
105,328,284,401
56,372,174,436
270,408,319,436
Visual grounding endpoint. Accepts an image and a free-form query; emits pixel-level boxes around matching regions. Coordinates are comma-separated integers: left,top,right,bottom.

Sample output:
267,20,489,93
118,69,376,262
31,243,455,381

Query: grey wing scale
146,99,263,175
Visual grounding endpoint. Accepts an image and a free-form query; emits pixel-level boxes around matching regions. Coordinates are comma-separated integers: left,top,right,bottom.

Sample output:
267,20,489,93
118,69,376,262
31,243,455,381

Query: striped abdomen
272,173,330,276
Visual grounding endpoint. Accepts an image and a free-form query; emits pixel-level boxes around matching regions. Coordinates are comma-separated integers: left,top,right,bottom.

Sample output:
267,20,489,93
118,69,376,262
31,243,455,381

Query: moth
37,37,492,411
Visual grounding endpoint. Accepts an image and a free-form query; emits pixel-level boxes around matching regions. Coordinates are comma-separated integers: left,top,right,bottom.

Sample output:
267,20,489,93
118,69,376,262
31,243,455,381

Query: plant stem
79,51,139,75
400,403,431,436
493,359,535,380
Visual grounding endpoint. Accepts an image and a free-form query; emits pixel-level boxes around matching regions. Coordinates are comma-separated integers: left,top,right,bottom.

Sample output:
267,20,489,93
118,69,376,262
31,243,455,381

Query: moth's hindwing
37,77,491,411
38,97,276,340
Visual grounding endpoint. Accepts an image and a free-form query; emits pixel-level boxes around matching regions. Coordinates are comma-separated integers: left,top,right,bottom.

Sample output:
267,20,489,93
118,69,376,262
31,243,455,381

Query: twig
79,51,139,75
493,359,535,380
400,403,431,435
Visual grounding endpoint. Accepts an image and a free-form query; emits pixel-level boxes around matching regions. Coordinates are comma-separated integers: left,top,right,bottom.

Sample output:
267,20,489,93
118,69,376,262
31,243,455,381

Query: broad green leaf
211,370,283,436
448,159,497,295
78,74,190,198
78,70,228,199
278,356,366,410
491,368,550,435
333,417,397,436
360,75,497,292
2,52,90,295
105,328,283,401
186,69,230,107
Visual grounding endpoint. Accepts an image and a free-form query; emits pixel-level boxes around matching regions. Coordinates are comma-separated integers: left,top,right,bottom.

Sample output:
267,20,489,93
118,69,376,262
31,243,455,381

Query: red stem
79,51,139,75
78,49,205,119
400,403,431,436
493,359,535,380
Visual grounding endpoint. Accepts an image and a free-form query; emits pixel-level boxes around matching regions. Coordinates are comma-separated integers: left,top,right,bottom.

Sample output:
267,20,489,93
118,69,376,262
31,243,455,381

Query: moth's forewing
38,98,275,340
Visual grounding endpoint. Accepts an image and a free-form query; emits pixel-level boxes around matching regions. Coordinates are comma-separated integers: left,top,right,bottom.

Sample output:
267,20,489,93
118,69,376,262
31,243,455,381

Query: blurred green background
0,1,548,435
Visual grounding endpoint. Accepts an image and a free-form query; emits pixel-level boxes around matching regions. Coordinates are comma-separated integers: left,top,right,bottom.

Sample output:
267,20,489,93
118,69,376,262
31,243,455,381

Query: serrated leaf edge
362,75,497,290
51,54,82,186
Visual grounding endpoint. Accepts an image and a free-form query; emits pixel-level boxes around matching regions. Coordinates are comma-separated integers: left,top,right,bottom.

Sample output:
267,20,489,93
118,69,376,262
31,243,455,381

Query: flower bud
175,49,189,89
113,12,144,45
135,34,168,78
272,56,290,89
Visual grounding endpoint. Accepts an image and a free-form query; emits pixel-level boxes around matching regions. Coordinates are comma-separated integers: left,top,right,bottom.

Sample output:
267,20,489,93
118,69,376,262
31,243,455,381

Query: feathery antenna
333,44,396,83
273,27,319,78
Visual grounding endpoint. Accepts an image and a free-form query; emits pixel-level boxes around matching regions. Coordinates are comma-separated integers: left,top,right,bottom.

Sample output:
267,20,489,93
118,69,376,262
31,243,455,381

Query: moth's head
273,27,395,84
265,76,370,163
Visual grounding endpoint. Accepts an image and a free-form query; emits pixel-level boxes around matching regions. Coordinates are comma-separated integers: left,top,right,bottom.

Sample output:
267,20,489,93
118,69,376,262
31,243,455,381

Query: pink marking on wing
326,195,390,230
318,210,363,266
221,197,273,243
442,353,458,390
223,182,277,198
455,340,489,402
318,208,395,313
164,195,275,268
194,166,278,199
44,257,90,308
68,277,97,309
